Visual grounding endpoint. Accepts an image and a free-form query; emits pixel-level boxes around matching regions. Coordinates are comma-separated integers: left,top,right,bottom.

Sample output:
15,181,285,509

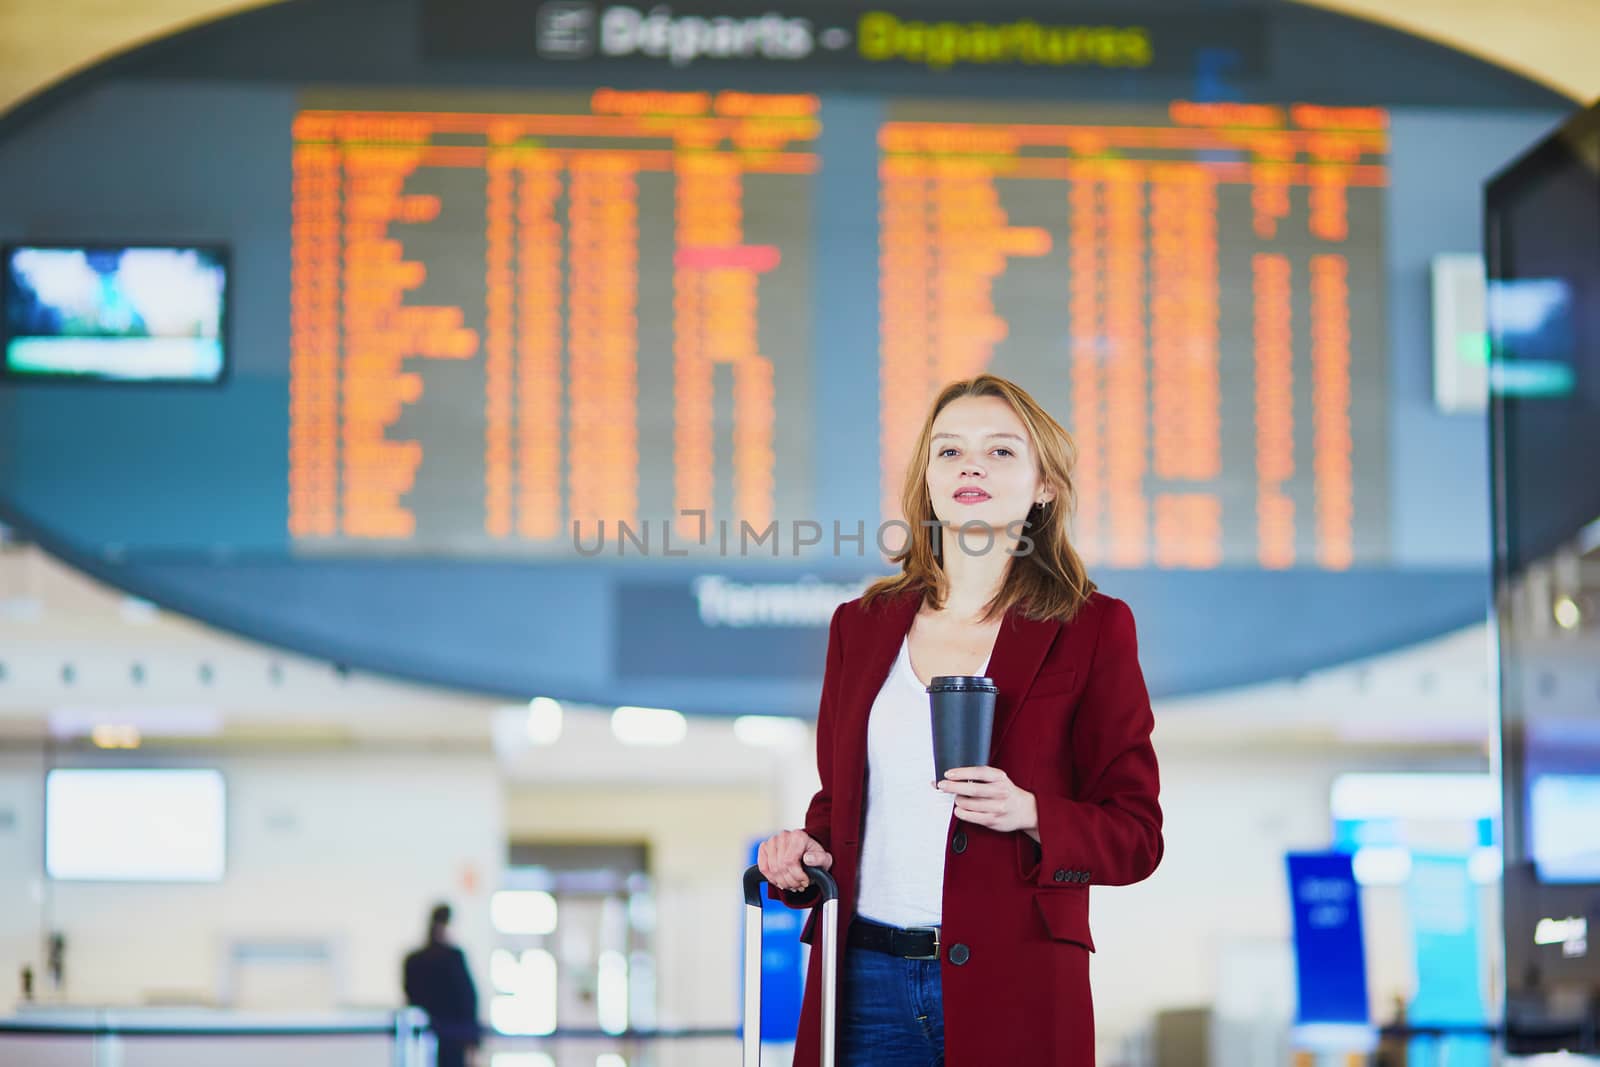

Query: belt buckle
906,926,940,960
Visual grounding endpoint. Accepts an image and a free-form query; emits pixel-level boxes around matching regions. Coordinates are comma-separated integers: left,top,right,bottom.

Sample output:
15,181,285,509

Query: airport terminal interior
0,0,1597,1065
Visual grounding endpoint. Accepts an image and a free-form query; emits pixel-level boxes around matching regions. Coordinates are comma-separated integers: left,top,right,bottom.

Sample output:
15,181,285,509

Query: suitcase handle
743,863,838,906
742,863,840,1067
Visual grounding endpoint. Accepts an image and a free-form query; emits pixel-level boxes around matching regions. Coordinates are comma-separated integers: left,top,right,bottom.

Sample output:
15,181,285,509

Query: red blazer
781,588,1163,1066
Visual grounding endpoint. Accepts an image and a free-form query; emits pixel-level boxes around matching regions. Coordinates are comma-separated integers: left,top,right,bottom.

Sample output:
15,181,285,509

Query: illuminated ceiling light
90,724,141,749
525,697,563,745
491,890,559,936
1351,846,1412,886
733,715,808,750
1553,596,1581,630
611,706,687,747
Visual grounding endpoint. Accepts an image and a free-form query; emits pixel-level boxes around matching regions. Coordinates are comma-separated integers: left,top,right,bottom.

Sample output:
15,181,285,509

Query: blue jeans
838,943,945,1067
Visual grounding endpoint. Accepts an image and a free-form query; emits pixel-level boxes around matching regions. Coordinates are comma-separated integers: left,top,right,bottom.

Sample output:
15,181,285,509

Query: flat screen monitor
45,768,227,882
1529,774,1600,884
1,245,227,383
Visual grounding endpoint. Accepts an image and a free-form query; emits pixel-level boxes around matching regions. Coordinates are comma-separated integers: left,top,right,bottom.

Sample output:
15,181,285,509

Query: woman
757,374,1164,1066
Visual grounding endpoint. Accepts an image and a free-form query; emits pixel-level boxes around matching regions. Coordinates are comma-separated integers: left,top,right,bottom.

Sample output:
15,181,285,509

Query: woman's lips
953,488,991,504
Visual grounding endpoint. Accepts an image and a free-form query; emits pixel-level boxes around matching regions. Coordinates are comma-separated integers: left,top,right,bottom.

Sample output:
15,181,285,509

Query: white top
855,636,991,930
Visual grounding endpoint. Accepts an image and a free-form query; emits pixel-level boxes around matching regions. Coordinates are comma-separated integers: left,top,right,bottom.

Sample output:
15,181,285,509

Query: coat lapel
985,604,1062,751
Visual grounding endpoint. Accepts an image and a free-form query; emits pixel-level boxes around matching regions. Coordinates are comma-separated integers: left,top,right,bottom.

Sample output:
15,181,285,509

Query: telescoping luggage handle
742,863,840,1067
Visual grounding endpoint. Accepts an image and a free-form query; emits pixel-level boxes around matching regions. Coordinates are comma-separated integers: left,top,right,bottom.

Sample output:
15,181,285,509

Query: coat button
1078,871,1090,883
952,832,967,854
1053,869,1068,883
948,943,970,965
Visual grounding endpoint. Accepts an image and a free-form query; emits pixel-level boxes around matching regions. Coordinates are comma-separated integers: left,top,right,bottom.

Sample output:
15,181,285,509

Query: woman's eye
938,447,958,457
993,448,1013,457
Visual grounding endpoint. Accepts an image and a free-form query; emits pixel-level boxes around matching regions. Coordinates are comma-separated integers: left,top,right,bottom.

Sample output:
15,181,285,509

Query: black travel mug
928,675,999,781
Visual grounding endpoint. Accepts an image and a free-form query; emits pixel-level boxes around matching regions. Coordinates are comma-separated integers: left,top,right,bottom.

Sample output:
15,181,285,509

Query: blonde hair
862,373,1096,624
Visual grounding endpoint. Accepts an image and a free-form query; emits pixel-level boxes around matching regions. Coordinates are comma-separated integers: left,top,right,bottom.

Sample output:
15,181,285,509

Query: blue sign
740,840,807,1043
1406,853,1490,1067
1286,851,1369,1026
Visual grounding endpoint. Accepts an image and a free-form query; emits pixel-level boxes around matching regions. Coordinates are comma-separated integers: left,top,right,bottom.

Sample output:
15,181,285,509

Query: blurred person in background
403,902,481,1067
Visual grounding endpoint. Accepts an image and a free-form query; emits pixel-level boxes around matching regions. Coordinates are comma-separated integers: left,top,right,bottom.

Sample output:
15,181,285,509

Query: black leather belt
849,917,941,960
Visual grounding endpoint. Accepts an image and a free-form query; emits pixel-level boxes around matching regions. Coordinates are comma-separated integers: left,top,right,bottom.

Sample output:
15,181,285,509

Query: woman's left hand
939,766,1038,835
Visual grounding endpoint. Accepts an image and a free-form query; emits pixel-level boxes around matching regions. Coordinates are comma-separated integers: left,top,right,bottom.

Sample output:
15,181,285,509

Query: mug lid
926,675,998,693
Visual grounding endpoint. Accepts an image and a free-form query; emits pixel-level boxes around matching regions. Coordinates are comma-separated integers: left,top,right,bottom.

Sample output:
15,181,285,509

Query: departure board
289,92,1389,569
879,101,1388,571
289,90,817,552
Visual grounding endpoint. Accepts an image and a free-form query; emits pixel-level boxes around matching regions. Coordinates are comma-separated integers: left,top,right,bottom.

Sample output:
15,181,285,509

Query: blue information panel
1286,851,1369,1027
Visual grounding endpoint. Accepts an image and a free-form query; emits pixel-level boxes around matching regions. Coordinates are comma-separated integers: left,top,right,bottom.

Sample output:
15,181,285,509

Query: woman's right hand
757,829,833,894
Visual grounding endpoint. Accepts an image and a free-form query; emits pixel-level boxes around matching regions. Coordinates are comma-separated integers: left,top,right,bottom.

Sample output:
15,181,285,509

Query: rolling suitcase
742,863,840,1067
